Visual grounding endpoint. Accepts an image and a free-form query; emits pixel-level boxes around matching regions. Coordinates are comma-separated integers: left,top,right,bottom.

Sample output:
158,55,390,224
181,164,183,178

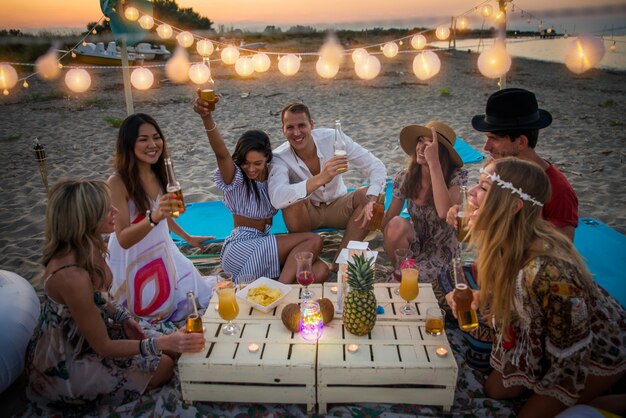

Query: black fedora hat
472,88,552,132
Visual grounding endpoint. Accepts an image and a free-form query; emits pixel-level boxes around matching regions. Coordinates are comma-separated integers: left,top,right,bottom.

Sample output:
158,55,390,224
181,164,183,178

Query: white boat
127,43,172,61
75,42,144,66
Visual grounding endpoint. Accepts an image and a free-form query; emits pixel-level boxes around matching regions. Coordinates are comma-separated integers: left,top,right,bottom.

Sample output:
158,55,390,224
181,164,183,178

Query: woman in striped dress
194,97,329,284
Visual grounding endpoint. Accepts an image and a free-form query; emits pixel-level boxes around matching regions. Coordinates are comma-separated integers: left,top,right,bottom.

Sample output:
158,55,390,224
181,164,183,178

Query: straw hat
399,120,463,168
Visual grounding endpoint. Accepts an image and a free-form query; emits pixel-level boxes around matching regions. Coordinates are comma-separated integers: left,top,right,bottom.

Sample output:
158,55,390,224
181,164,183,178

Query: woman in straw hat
446,158,625,417
383,121,466,284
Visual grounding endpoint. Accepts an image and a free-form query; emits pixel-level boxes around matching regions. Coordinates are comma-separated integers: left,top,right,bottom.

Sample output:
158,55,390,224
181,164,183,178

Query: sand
0,49,625,291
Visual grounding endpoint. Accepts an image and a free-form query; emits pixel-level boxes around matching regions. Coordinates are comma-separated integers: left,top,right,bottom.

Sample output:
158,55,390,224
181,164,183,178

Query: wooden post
498,0,508,90
450,17,456,50
120,37,134,115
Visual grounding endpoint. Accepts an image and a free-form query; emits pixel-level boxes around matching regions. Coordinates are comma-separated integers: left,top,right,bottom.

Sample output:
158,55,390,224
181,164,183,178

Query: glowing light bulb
92,29,97,35
35,50,61,80
221,45,240,65
319,41,344,66
412,50,441,80
138,15,154,30
411,34,427,50
3,89,8,96
196,39,214,57
278,54,300,76
315,56,339,78
156,24,173,39
351,48,369,63
71,51,77,58
610,42,617,53
130,67,154,90
252,53,271,72
188,62,211,84
382,42,399,58
165,47,190,83
457,17,469,30
124,6,139,21
0,64,18,90
565,34,605,74
177,31,194,48
481,4,493,18
354,55,381,80
65,68,91,93
436,26,450,40
235,57,254,77
23,80,29,88
477,42,511,78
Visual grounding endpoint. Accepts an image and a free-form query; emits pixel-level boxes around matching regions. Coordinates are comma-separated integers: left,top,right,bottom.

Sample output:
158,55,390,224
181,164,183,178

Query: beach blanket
575,218,626,307
171,137,483,245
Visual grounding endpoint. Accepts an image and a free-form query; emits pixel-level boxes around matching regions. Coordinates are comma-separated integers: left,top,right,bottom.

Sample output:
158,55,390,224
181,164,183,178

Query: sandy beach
0,48,625,291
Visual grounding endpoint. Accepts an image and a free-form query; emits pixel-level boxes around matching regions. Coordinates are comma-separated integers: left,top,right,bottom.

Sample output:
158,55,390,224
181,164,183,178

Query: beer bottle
367,182,387,232
164,157,185,216
452,257,478,331
334,120,348,172
457,186,470,243
185,291,203,333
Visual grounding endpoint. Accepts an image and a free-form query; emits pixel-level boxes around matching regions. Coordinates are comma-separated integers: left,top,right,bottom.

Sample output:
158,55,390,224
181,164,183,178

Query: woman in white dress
107,113,216,325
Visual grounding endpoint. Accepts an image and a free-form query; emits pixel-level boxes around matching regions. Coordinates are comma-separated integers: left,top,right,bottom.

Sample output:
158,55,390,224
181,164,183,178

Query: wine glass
295,251,315,299
217,278,240,335
393,248,414,295
399,267,419,315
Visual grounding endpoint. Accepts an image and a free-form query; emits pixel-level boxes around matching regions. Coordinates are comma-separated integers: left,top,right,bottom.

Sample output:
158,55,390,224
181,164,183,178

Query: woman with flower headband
446,157,625,416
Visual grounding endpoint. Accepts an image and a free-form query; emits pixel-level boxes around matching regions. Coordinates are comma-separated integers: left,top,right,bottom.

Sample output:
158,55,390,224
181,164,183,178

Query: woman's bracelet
113,304,132,324
205,123,217,133
139,338,162,357
146,210,159,227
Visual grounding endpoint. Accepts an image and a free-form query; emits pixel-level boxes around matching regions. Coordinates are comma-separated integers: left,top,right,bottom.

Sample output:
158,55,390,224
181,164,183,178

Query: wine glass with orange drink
217,278,240,335
399,266,419,315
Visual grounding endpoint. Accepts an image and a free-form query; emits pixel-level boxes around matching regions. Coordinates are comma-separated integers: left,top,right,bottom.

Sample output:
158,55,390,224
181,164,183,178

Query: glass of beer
217,278,240,335
399,267,419,315
198,88,217,111
425,307,445,336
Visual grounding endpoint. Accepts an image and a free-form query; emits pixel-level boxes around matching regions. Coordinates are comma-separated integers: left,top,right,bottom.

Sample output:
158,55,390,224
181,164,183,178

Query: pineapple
344,253,377,336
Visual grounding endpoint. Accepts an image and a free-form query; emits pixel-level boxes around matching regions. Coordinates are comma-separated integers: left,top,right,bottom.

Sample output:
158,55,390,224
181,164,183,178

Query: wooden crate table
178,284,322,413
316,282,458,413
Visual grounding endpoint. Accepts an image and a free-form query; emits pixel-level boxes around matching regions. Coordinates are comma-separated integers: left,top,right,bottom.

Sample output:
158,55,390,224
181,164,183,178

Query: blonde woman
26,179,204,411
447,158,625,417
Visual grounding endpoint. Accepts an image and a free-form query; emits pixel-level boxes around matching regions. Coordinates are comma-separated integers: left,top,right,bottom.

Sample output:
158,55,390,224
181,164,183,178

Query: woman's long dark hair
232,130,272,202
113,113,168,213
401,141,456,202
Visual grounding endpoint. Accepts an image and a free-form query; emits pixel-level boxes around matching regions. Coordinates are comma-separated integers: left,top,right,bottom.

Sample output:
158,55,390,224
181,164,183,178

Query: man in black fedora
472,88,578,240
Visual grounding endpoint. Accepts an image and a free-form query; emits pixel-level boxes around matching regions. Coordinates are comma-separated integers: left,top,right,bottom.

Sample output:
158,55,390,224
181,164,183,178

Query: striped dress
215,164,280,280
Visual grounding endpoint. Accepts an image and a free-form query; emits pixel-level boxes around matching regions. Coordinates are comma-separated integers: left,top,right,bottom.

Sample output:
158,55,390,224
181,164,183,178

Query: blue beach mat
575,218,626,307
172,137,483,244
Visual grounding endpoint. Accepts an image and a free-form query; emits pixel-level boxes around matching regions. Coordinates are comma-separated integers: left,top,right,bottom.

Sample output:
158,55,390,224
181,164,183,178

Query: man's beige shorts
306,191,356,230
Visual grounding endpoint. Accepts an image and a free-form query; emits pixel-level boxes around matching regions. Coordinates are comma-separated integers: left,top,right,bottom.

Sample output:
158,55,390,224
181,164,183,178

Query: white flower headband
479,167,544,207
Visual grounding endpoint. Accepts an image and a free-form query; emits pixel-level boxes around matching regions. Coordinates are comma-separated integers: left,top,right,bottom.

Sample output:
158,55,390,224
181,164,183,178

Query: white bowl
236,277,291,313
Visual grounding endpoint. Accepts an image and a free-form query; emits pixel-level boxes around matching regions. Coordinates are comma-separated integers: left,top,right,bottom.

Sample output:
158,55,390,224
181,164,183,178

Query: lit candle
248,343,259,353
330,286,338,294
435,347,448,357
347,344,359,353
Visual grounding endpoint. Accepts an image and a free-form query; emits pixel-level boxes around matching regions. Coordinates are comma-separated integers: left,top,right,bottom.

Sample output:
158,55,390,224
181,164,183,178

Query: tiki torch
33,138,49,195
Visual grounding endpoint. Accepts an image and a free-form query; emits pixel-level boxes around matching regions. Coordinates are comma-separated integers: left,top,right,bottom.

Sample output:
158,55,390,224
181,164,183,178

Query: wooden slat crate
317,282,457,413
179,285,319,413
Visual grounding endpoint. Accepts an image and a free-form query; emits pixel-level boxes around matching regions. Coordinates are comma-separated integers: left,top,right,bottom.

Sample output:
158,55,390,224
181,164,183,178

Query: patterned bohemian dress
391,168,467,284
26,265,160,412
491,255,626,406
216,164,281,281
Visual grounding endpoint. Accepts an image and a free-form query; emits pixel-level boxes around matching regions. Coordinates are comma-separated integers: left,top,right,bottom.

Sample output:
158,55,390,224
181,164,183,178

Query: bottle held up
367,182,387,232
165,156,185,216
333,120,348,173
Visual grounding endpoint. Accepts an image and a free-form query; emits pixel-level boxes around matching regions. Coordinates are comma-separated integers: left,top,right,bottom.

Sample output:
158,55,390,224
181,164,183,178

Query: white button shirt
268,128,387,209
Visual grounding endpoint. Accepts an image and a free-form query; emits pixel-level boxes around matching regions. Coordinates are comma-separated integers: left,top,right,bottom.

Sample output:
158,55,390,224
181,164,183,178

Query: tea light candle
248,343,259,353
435,347,448,357
330,286,338,294
347,343,359,353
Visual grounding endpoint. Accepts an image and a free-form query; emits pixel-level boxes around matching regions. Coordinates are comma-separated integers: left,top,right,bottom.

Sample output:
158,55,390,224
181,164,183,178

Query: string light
382,42,399,58
252,53,271,72
610,41,617,53
351,48,369,63
176,31,194,48
165,47,190,83
565,34,605,75
23,80,29,88
65,68,91,93
0,64,18,91
156,23,173,39
481,4,493,18
234,57,254,77
139,15,154,30
457,17,469,30
315,56,339,78
477,41,511,78
354,55,381,80
221,45,239,65
130,67,154,89
188,62,211,84
412,50,441,81
278,54,301,76
436,26,451,40
196,39,214,57
124,6,139,21
35,50,61,80
411,34,427,50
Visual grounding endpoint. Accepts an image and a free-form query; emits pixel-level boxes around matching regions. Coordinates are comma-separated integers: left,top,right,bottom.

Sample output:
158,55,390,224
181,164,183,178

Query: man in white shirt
268,102,387,267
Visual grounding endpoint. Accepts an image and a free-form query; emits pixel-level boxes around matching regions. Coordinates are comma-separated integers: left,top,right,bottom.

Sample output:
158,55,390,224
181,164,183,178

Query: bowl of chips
236,277,291,313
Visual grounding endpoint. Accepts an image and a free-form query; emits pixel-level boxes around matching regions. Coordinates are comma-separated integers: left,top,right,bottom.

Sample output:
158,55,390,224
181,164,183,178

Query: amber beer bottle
457,186,470,242
185,291,203,333
367,184,386,232
164,157,185,216
453,283,479,331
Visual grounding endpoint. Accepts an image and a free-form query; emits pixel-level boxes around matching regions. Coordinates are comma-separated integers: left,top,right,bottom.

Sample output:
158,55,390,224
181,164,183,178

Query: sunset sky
2,0,625,32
